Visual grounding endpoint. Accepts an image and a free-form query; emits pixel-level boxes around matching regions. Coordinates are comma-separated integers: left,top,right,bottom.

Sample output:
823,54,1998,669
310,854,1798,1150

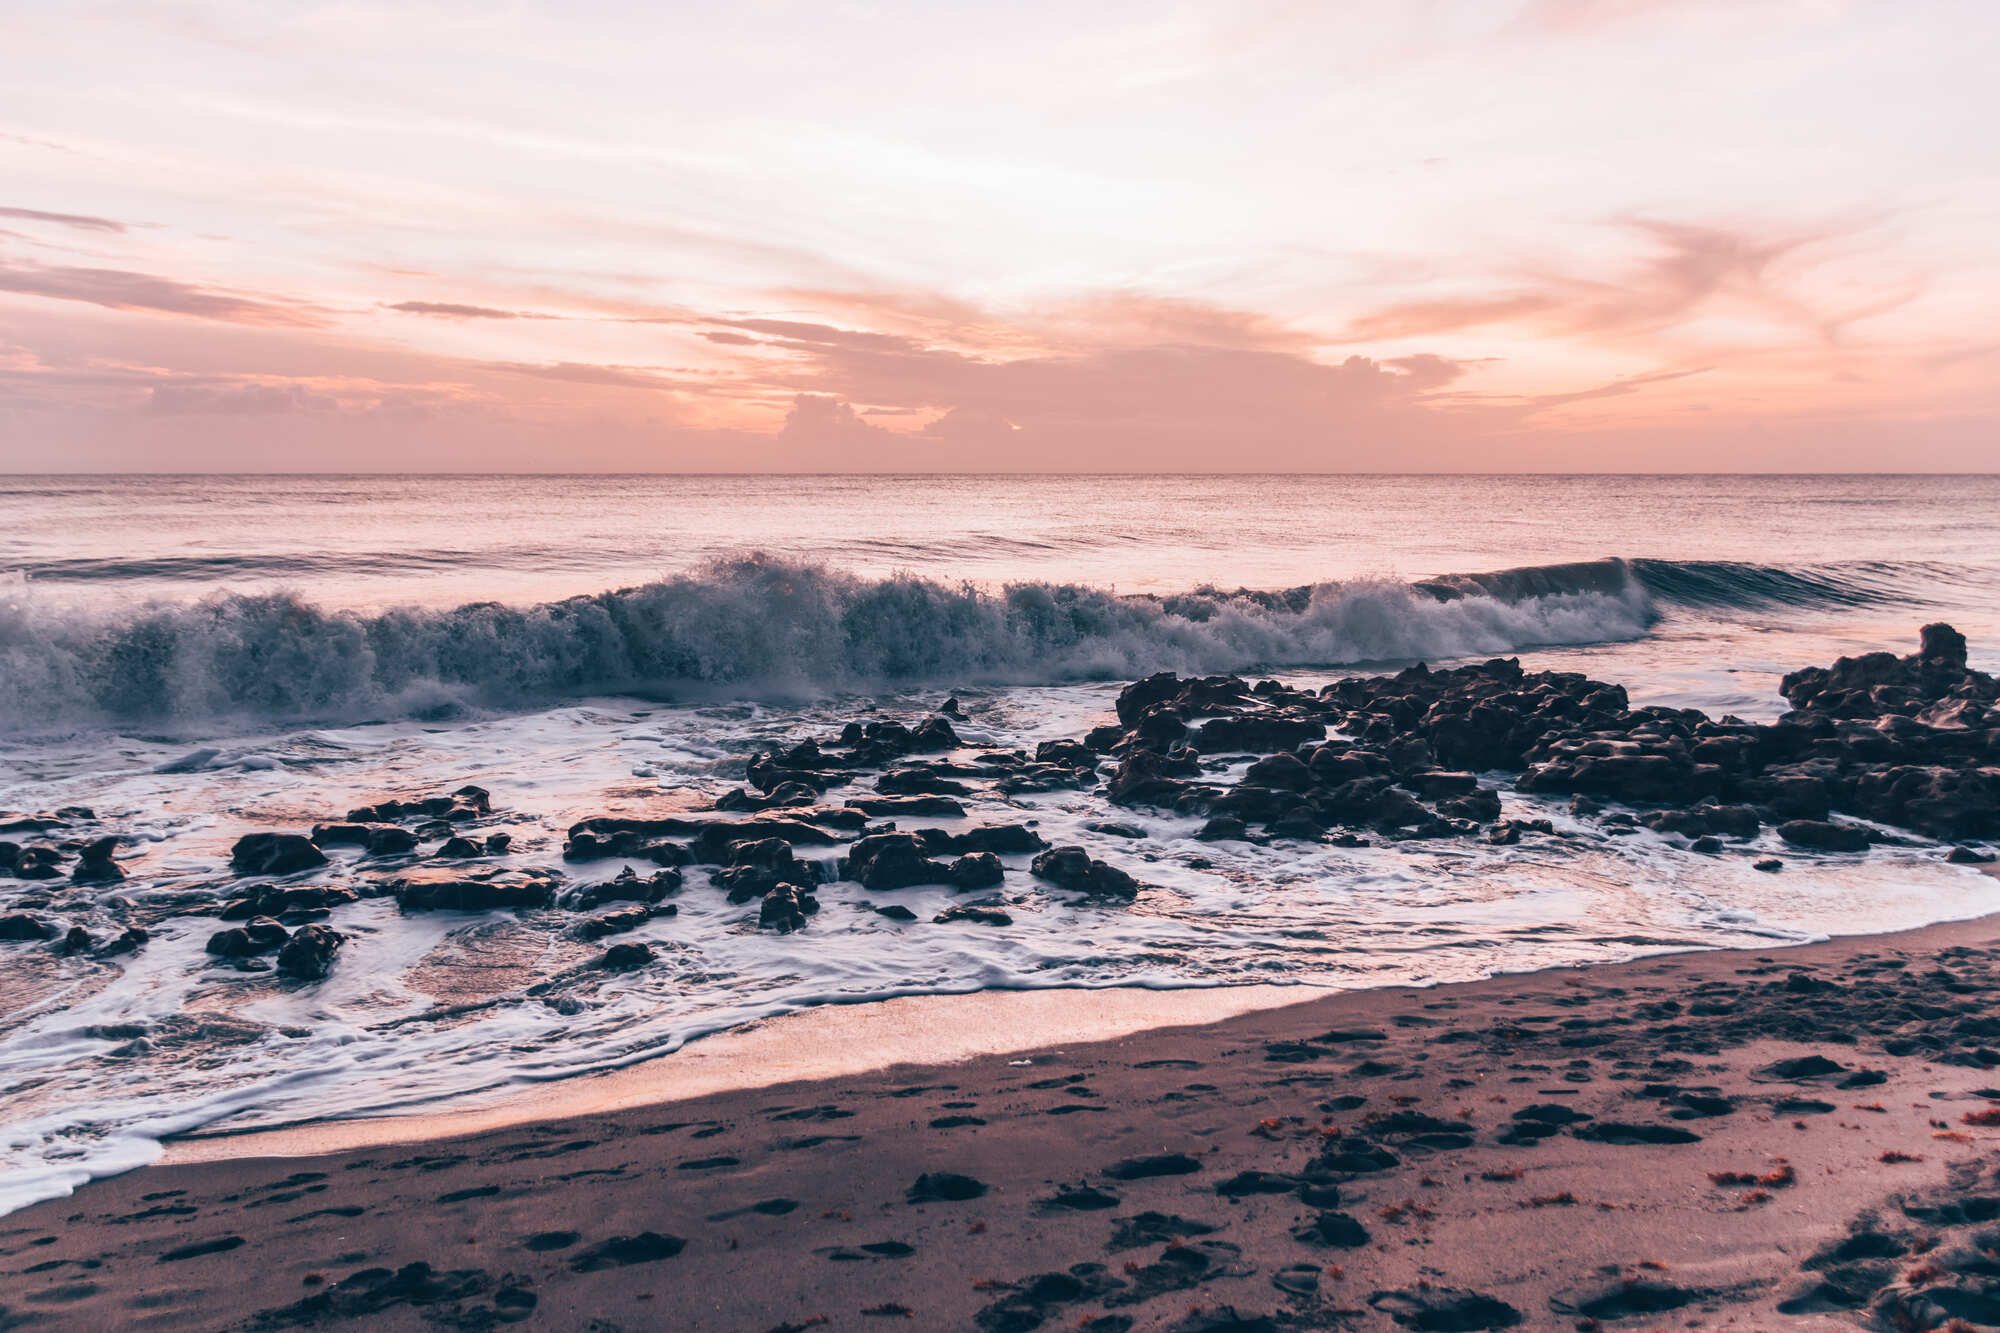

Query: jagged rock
70,836,125,884
947,851,1004,888
276,924,345,979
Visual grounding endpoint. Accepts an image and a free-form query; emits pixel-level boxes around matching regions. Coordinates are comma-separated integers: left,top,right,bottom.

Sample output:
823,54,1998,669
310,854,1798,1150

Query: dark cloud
0,205,130,234
700,330,759,345
0,259,329,326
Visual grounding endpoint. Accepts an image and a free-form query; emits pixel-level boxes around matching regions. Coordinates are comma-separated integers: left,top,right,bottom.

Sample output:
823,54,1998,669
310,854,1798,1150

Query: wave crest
0,555,1673,734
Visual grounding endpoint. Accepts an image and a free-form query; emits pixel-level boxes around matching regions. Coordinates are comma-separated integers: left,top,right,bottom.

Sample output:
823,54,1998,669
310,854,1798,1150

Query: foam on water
1,676,1996,1216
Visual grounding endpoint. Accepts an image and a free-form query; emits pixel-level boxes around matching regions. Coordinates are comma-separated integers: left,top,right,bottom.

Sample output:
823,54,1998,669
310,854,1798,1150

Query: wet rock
70,836,126,884
919,824,1049,856
596,941,654,970
12,846,66,879
934,903,1013,926
98,926,148,957
229,833,329,877
206,916,289,957
758,883,817,932
843,795,966,818
393,875,557,912
1243,752,1311,791
948,851,1004,889
576,906,652,939
1036,739,1097,768
364,826,420,856
1778,819,1872,852
842,832,951,890
310,823,374,847
1196,817,1248,842
569,866,681,909
275,924,345,980
877,767,974,797
1031,846,1140,900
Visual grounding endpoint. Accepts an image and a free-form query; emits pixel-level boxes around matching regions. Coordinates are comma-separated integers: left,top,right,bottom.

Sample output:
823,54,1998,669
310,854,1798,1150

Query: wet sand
9,899,2000,1331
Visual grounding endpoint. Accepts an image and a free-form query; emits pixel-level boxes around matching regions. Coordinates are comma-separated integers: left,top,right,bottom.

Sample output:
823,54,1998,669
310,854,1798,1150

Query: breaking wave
0,555,1925,734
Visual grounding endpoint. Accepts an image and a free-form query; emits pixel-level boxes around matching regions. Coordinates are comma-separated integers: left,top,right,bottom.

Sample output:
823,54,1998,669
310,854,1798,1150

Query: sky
1,0,1996,472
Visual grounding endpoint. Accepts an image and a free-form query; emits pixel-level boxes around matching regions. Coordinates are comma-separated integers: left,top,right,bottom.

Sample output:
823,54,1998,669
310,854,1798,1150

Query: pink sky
2,0,1997,472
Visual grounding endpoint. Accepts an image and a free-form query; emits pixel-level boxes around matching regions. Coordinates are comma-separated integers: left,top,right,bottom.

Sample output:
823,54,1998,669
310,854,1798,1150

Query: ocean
2,472,1997,1213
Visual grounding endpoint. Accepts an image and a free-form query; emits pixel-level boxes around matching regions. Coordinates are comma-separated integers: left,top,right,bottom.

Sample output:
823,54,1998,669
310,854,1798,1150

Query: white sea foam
0,555,1668,735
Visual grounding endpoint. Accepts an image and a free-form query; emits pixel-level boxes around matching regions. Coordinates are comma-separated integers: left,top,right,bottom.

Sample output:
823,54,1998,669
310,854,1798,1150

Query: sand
9,901,2000,1331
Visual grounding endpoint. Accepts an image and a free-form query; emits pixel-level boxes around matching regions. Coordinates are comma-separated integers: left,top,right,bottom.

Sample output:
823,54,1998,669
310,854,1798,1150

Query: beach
4,475,1999,1330
9,894,2000,1330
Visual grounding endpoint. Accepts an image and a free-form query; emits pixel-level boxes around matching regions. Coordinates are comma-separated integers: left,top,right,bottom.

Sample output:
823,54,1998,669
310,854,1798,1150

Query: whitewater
1,473,1997,1215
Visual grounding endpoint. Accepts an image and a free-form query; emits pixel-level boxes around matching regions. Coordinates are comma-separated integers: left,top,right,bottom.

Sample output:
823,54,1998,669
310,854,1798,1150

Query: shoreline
163,901,1995,1168
14,892,2000,1329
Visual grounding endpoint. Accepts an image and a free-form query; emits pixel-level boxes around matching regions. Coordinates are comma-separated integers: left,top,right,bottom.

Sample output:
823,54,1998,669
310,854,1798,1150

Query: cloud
779,393,895,446
493,361,681,390
385,300,543,319
0,259,329,326
0,205,131,234
1338,217,1913,348
147,380,339,414
714,318,920,353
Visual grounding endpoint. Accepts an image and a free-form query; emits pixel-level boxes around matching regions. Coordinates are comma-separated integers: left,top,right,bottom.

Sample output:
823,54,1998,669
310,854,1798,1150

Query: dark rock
206,916,289,956
1243,752,1311,791
1105,1153,1202,1180
843,832,951,890
758,883,817,932
577,906,651,939
934,904,1013,926
1292,1211,1370,1248
1031,847,1140,900
597,942,654,970
275,924,345,980
229,832,328,877
394,876,556,912
570,866,681,909
1196,817,1247,842
71,836,126,884
364,826,420,856
98,926,149,956
0,914,57,941
1778,819,1872,852
907,1171,987,1202
948,851,1004,889
310,823,374,846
